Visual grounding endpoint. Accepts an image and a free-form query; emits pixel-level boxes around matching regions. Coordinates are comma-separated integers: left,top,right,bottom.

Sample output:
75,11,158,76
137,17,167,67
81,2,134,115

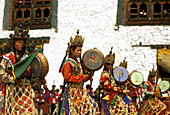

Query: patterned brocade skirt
141,97,169,115
59,83,99,115
101,95,137,115
4,79,34,115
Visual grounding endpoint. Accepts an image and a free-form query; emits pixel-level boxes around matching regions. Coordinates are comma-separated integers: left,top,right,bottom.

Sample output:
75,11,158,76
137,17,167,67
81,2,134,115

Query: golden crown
67,29,84,54
119,57,127,68
149,67,157,77
105,46,115,64
69,29,84,47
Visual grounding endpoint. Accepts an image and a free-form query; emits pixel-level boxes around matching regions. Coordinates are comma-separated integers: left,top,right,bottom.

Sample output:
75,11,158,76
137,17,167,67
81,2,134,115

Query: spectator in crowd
59,85,63,95
32,88,38,115
33,89,39,115
37,89,45,115
43,85,51,115
50,85,56,96
163,9,169,17
50,93,58,115
55,89,60,103
86,84,94,98
140,10,147,17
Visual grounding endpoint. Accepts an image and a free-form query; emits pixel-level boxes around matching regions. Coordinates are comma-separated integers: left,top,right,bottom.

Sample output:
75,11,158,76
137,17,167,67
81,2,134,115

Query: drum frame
159,80,170,91
82,49,104,71
31,53,49,78
129,70,144,86
113,66,129,84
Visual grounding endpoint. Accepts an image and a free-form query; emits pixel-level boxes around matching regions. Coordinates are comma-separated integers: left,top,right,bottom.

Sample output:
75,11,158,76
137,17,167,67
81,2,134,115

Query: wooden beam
132,44,170,49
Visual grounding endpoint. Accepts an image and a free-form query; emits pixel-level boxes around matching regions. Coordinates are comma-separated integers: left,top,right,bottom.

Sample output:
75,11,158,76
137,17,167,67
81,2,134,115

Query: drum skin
113,66,129,84
82,49,104,71
159,80,170,91
31,53,49,78
129,71,144,86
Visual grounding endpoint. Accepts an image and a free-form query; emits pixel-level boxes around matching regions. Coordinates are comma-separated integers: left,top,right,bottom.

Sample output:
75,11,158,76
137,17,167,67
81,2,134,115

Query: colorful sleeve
143,83,153,95
61,62,85,83
119,89,127,93
100,75,117,91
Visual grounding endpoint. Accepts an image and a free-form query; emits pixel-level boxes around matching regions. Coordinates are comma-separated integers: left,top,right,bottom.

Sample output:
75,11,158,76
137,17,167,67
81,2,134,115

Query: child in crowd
50,93,58,115
55,89,60,102
37,89,45,115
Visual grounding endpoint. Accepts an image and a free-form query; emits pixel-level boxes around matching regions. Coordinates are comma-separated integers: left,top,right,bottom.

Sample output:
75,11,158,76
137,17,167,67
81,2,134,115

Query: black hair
52,85,56,88
69,46,82,57
103,63,111,71
148,75,156,81
86,84,90,90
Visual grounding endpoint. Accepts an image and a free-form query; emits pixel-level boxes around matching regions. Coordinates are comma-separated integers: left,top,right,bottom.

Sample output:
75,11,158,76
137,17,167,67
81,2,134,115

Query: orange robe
59,57,99,115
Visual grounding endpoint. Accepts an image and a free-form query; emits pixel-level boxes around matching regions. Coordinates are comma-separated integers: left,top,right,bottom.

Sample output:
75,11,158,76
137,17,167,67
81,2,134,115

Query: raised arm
100,75,119,91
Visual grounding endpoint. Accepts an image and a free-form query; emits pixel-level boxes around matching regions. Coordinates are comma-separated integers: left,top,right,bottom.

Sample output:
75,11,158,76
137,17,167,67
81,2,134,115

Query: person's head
148,75,156,84
40,89,44,93
55,89,59,93
8,25,30,58
34,89,38,94
86,84,91,90
104,47,115,71
60,85,63,89
104,63,113,71
52,85,56,90
70,46,82,58
67,30,84,58
148,69,156,84
13,40,26,52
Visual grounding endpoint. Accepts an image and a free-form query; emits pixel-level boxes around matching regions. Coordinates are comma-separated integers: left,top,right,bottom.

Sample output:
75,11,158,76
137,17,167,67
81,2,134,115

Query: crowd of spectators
32,85,62,115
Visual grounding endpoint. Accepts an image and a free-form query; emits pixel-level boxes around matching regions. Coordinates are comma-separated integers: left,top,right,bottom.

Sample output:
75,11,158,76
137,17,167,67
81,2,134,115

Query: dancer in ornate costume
0,24,48,115
58,30,99,115
141,68,170,115
99,47,137,115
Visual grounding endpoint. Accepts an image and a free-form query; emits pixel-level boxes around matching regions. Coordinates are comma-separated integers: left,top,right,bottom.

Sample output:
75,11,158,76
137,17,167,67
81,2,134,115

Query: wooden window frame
125,0,170,25
9,0,53,29
127,2,149,24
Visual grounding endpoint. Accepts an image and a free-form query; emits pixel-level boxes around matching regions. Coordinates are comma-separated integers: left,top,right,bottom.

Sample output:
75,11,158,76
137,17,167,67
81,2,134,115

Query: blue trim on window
52,0,58,28
149,0,151,23
3,0,11,30
125,0,129,25
117,0,125,25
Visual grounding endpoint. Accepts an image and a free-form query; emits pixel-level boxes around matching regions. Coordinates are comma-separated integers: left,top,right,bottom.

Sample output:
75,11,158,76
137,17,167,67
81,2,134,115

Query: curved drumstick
118,69,123,87
162,85,165,90
83,56,96,65
83,56,96,73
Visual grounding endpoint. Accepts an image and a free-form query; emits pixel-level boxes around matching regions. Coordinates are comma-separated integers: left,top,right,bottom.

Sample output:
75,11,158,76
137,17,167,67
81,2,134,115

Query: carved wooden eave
132,44,170,49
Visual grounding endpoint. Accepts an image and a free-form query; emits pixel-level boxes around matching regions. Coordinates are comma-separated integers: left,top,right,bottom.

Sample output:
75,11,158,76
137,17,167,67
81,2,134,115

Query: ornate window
117,0,170,25
3,0,57,30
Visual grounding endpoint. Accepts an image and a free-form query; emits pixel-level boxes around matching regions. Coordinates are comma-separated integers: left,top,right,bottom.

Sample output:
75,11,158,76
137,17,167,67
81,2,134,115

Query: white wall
0,0,170,90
